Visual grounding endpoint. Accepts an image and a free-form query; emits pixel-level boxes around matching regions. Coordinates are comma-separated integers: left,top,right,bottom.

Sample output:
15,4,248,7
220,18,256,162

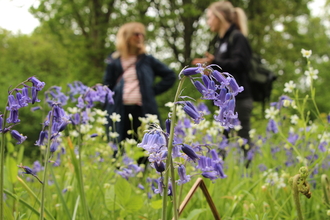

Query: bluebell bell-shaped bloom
318,141,327,152
165,119,171,134
138,130,167,153
53,153,61,167
181,144,200,162
31,106,41,111
11,130,27,144
202,171,219,181
32,161,43,173
22,86,32,104
115,168,133,180
50,139,60,153
154,161,165,173
211,70,229,86
35,131,48,146
28,76,45,91
213,163,227,178
70,113,81,125
228,77,244,96
172,145,182,158
7,109,20,124
183,101,204,124
287,132,299,145
197,103,210,115
16,92,28,108
45,86,69,106
267,119,278,133
31,87,41,104
210,149,222,163
7,95,20,111
177,165,191,185
196,156,213,171
182,66,204,76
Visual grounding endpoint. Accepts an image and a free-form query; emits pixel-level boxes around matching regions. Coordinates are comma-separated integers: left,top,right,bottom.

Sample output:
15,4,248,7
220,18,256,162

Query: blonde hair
208,1,248,36
114,22,147,58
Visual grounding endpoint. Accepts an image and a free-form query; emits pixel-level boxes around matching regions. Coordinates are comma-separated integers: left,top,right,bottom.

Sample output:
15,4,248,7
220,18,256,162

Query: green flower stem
77,138,90,220
162,76,186,220
321,174,330,208
39,109,55,220
292,174,304,220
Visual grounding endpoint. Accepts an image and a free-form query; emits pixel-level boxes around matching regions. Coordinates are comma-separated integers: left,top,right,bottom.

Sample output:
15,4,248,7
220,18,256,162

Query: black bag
228,31,277,113
249,53,277,106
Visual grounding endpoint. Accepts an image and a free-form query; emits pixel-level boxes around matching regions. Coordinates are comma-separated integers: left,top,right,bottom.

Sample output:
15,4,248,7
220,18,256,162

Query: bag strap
115,59,138,85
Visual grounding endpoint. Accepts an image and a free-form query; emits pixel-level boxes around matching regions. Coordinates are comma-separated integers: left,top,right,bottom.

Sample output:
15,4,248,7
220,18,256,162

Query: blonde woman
104,22,176,144
192,1,253,160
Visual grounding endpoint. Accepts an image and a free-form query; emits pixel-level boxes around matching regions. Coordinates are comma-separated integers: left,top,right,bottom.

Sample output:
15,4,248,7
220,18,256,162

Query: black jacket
103,53,176,141
212,24,252,99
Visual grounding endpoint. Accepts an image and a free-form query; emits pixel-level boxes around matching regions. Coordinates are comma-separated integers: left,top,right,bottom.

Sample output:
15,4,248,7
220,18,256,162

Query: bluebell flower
197,103,210,115
202,171,219,181
182,65,204,76
154,161,165,173
35,131,48,146
181,144,200,162
6,110,20,124
318,141,327,152
50,139,60,153
183,101,204,124
22,86,32,104
211,70,229,86
267,119,278,133
28,76,45,91
32,161,43,173
31,87,41,104
177,165,191,185
7,95,20,111
228,78,244,96
10,130,27,144
213,163,227,178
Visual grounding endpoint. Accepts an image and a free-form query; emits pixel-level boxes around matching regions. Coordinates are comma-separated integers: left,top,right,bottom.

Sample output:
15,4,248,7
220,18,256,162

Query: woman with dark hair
104,22,176,143
192,1,253,159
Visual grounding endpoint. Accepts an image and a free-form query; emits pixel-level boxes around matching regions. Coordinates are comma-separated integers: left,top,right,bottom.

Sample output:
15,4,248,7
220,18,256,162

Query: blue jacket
103,53,176,141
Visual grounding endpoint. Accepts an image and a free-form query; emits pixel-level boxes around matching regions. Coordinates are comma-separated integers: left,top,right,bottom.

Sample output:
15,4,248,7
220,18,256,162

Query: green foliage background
0,0,330,158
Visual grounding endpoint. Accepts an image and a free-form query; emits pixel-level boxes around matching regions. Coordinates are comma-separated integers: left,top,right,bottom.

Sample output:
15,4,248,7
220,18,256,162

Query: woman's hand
191,52,214,66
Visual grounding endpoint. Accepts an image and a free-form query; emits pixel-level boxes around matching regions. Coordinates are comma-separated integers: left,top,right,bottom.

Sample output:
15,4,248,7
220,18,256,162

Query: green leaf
6,142,15,154
6,156,18,184
125,195,143,212
184,208,207,220
104,185,121,211
115,178,131,205
150,199,163,209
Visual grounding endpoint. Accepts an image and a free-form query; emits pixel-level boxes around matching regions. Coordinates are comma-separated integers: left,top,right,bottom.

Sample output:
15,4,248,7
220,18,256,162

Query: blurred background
0,0,329,158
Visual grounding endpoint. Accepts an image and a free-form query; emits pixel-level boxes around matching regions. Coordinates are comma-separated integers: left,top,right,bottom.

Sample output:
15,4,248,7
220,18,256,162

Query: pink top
121,57,142,105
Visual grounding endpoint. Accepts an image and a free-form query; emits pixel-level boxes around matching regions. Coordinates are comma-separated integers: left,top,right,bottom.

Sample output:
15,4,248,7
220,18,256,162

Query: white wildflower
69,130,79,137
109,132,119,138
265,106,279,119
284,80,296,93
304,67,319,80
67,107,79,114
290,114,299,124
301,49,312,58
249,129,256,139
94,109,108,117
96,117,108,124
110,113,121,122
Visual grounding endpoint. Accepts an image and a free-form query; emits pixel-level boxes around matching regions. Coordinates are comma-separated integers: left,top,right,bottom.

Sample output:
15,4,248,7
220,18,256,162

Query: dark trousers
235,98,253,143
123,105,143,140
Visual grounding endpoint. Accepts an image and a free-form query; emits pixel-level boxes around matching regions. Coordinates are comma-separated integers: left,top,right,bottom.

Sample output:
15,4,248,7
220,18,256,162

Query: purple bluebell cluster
181,65,243,128
2,76,46,144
